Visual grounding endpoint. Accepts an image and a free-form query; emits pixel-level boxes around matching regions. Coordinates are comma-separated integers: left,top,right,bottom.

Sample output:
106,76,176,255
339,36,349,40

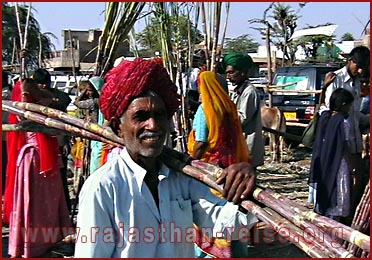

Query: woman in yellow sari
187,71,251,258
188,71,250,168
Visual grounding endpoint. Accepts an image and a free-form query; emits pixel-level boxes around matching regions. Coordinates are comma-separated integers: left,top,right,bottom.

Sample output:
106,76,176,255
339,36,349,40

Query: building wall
45,29,130,73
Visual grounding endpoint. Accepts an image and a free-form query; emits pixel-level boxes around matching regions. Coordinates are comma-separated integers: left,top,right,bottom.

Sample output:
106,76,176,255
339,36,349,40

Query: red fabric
100,148,109,165
99,58,180,120
3,81,60,225
4,81,26,225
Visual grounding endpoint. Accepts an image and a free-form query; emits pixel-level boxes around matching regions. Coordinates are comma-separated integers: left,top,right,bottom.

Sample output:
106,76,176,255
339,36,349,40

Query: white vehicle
50,75,89,114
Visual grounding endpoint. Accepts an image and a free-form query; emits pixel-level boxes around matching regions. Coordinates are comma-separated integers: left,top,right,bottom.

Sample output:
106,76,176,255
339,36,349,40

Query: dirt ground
0,146,327,258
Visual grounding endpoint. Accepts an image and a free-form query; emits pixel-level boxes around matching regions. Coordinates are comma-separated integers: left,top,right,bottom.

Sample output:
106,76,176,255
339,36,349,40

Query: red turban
99,58,180,120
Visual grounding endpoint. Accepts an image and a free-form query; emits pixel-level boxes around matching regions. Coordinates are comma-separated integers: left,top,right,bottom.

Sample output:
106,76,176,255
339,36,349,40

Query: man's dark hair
349,45,370,68
32,68,51,86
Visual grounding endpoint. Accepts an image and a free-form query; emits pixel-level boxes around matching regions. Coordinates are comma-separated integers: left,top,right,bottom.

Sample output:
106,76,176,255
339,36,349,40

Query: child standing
309,88,359,224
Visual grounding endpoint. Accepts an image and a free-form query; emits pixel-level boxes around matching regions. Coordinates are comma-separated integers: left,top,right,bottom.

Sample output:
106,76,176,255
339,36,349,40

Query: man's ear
109,116,121,137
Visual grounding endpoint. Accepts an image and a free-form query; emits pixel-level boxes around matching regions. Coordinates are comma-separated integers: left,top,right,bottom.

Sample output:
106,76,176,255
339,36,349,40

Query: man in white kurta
74,58,258,258
74,148,257,257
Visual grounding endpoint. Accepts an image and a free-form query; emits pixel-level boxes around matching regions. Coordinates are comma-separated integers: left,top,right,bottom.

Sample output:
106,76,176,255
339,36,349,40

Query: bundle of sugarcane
3,101,370,258
160,148,370,258
344,182,370,258
94,2,146,76
2,101,122,147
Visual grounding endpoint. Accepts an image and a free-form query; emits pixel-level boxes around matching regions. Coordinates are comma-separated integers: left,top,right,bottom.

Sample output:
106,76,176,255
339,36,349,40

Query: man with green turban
222,52,264,257
222,53,264,169
222,53,254,74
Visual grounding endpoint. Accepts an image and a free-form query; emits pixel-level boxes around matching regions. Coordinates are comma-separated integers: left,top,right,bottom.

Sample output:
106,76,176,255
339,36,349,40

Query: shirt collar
341,65,353,84
233,80,249,94
120,147,170,187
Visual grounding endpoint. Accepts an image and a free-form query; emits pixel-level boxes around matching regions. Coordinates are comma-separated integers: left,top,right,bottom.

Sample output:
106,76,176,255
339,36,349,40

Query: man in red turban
99,58,180,121
75,58,258,258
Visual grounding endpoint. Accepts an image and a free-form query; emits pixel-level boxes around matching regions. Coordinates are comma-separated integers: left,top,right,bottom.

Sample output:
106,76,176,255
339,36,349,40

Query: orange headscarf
187,71,250,168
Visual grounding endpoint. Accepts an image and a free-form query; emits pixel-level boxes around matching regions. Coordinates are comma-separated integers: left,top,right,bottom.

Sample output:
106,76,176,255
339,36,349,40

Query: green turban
222,53,253,73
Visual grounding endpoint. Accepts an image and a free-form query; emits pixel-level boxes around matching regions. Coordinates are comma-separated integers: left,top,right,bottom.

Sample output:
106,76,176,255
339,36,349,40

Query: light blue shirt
74,148,257,258
193,105,208,142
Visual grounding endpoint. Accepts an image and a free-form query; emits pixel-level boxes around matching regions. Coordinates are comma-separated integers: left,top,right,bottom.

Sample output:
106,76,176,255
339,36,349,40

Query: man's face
119,95,168,162
348,59,367,78
225,65,245,86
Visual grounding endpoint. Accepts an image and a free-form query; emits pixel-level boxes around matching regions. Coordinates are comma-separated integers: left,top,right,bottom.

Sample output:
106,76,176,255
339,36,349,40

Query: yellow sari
187,71,250,168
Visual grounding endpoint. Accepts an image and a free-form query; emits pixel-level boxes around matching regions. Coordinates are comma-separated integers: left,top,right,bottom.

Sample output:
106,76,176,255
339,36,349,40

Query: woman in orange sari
188,71,250,168
187,71,251,258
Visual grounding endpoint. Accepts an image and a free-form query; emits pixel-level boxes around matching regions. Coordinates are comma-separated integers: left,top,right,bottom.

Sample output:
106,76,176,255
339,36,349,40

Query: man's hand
215,162,256,204
323,72,336,89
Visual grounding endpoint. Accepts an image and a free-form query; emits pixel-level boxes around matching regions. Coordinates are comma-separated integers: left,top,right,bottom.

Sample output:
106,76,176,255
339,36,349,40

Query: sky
26,2,370,50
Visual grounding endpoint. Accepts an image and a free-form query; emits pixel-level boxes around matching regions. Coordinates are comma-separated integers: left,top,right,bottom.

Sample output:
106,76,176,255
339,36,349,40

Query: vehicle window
68,88,78,96
55,81,67,88
275,75,310,91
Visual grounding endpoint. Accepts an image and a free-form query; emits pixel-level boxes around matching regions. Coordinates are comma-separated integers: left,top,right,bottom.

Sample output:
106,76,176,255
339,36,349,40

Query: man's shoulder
83,157,124,190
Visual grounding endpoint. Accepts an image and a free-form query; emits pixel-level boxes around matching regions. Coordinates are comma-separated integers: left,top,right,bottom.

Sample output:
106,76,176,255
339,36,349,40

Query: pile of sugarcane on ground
2,101,370,258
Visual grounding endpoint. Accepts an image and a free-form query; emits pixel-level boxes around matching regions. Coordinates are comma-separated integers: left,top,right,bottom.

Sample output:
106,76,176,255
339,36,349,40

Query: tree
136,14,203,56
224,34,259,54
269,2,302,64
2,3,56,69
341,32,355,41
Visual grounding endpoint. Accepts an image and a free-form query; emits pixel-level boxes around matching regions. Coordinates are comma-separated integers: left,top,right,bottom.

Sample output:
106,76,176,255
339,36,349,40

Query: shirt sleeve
74,98,98,110
193,105,209,142
74,178,116,258
237,86,260,126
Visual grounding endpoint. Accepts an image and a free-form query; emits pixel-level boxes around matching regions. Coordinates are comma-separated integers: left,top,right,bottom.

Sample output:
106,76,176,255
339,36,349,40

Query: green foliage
136,14,203,53
269,3,301,64
296,34,333,58
341,32,355,41
2,3,56,68
224,34,259,54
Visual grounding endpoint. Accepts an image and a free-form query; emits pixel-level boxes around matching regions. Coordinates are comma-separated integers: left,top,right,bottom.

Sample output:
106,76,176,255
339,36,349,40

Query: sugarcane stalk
210,3,221,72
101,2,145,76
261,206,349,258
161,148,358,257
346,182,370,254
94,2,118,75
241,200,333,257
264,187,371,252
68,29,78,84
2,124,19,132
219,3,230,53
14,3,25,78
351,182,370,231
3,100,124,146
2,103,120,147
200,2,210,70
170,151,370,253
253,187,353,257
2,122,71,136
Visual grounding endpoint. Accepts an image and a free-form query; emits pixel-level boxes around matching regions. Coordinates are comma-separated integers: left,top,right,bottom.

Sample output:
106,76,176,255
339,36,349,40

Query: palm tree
2,3,56,70
270,3,301,65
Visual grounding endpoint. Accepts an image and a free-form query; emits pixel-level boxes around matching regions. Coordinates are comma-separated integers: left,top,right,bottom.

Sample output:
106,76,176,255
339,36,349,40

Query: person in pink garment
7,79,72,258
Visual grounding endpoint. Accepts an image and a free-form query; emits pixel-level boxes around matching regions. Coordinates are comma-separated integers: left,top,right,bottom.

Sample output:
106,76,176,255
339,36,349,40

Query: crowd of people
1,45,370,258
